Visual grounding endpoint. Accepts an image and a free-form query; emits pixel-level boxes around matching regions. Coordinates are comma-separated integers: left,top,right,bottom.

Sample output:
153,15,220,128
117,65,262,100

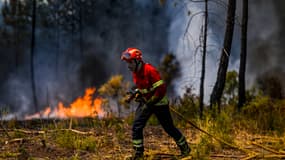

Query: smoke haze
167,0,285,101
0,0,170,117
0,0,284,117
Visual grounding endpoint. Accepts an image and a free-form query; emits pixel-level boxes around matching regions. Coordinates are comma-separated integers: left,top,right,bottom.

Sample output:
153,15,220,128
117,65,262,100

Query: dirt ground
0,119,285,160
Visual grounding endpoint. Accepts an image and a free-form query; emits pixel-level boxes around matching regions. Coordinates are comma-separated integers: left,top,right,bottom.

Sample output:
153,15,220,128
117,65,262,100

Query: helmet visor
121,52,132,61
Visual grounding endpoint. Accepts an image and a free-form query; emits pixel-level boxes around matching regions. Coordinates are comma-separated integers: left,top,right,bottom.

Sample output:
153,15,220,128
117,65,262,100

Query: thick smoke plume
167,0,285,101
0,0,284,118
0,0,169,117
247,0,285,91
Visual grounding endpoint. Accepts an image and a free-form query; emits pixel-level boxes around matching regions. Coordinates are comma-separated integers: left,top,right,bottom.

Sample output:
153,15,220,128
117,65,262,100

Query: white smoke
2,73,32,116
167,0,283,102
167,1,229,103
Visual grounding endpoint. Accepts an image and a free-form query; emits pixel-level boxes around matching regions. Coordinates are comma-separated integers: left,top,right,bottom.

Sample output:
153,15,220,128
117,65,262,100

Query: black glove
145,96,160,107
134,92,146,103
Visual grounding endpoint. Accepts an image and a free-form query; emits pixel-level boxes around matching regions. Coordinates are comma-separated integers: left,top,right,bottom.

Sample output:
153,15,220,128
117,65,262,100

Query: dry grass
0,114,285,160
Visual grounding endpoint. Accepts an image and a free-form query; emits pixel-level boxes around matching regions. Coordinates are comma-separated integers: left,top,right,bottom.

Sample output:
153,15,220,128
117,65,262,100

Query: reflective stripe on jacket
133,63,168,106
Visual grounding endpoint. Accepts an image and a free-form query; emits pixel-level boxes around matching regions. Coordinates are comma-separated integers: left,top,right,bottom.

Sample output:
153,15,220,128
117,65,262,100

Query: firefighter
121,48,191,159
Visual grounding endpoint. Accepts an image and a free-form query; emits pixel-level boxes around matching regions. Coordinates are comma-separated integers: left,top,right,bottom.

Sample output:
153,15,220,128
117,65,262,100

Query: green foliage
12,130,26,139
98,75,125,96
192,135,213,159
98,75,130,116
173,91,236,158
212,109,235,146
158,53,181,85
242,96,285,133
158,53,181,94
70,153,80,160
188,107,235,159
55,130,98,152
0,106,9,119
222,70,238,105
172,87,200,125
0,152,19,158
58,153,80,160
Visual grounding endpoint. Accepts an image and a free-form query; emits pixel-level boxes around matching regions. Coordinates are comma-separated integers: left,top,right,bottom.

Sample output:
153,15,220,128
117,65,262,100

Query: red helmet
121,48,142,62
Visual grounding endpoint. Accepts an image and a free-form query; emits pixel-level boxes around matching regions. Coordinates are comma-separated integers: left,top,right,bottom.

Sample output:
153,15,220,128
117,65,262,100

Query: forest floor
1,118,285,160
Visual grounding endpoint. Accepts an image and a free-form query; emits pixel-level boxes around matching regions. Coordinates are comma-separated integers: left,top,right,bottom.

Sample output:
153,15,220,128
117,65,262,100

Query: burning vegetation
25,88,104,120
0,73,285,159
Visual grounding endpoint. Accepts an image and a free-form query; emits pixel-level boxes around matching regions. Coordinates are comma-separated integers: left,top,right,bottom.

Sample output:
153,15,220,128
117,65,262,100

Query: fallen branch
240,153,258,160
263,154,285,158
252,142,282,155
1,128,93,135
62,129,94,135
14,129,45,134
252,136,284,141
48,129,94,135
0,129,45,134
5,138,27,145
211,154,245,158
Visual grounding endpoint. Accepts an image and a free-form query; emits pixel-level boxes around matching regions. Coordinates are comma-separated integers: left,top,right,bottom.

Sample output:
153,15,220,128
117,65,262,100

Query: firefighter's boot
131,139,144,160
132,151,144,160
125,149,143,160
176,136,191,157
125,151,143,160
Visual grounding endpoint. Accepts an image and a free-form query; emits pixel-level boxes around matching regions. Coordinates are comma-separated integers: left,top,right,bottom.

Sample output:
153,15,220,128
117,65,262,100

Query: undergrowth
54,130,99,152
0,86,284,159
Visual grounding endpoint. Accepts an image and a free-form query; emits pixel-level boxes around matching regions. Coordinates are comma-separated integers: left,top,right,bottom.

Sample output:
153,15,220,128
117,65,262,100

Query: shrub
55,130,99,152
171,87,200,127
242,96,285,134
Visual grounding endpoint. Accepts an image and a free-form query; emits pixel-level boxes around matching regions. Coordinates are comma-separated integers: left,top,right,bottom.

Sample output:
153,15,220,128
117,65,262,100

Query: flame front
25,88,104,119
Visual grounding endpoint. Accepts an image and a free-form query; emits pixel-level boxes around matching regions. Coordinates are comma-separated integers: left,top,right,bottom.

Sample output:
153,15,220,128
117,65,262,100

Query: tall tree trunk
55,2,60,79
199,0,208,118
238,0,248,110
15,0,19,69
79,0,83,58
79,0,85,91
210,0,236,111
31,0,38,112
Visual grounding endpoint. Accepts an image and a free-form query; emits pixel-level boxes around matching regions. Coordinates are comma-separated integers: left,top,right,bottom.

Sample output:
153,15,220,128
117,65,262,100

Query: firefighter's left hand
146,96,160,107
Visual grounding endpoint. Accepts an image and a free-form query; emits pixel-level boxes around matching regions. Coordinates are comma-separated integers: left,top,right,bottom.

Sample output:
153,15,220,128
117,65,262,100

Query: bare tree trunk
117,101,121,118
238,0,248,110
210,0,236,111
78,0,85,91
30,0,38,112
199,0,208,118
79,0,83,58
55,2,60,79
15,0,19,69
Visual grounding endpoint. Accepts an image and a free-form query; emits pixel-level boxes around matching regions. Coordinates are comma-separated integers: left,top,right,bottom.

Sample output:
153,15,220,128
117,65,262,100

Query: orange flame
25,88,104,119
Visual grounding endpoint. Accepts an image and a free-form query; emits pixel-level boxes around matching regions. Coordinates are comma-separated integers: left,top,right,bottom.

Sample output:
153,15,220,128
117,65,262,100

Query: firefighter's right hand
134,93,146,103
123,92,133,103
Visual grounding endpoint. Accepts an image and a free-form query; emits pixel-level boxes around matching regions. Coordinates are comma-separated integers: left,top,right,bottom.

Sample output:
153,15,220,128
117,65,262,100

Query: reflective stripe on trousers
133,139,143,148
